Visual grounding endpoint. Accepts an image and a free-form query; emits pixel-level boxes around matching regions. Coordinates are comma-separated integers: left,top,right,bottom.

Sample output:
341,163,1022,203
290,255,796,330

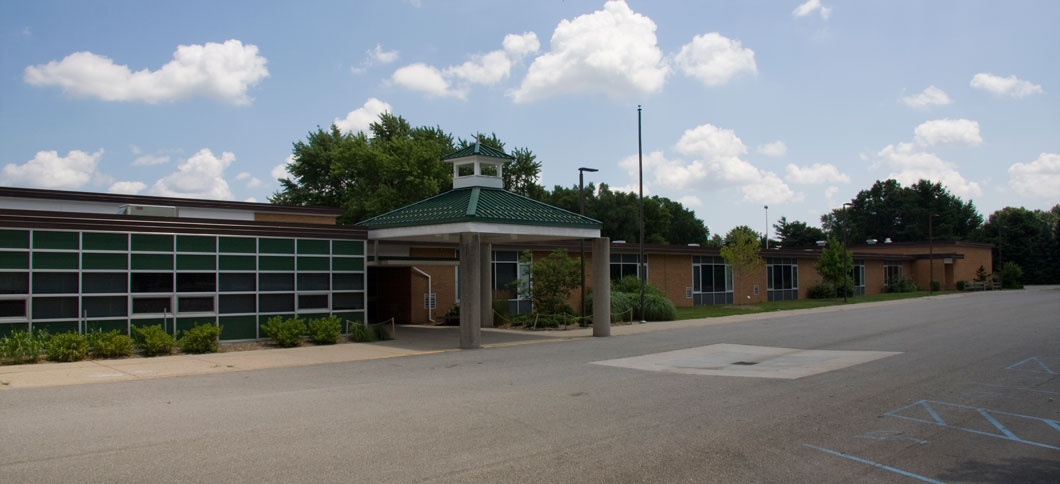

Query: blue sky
2,0,1057,236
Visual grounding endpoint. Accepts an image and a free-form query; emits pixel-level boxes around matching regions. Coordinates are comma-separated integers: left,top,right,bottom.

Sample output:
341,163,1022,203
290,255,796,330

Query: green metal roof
359,187,602,230
441,143,515,161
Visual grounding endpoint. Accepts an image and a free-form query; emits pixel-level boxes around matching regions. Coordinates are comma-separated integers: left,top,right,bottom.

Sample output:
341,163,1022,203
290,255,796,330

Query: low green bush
88,330,135,358
47,332,89,362
956,280,968,291
1000,261,1023,289
808,280,854,299
930,280,942,292
134,325,176,357
373,324,391,341
612,275,665,297
261,316,305,347
179,323,222,354
0,329,48,364
348,323,377,343
884,276,919,293
307,316,342,344
640,293,677,321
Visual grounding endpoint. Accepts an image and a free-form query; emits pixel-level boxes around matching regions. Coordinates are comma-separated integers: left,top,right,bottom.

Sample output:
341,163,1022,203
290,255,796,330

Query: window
82,273,127,293
332,292,364,311
0,273,28,294
82,296,127,318
0,299,26,318
32,272,78,294
297,273,329,291
851,261,866,295
131,273,173,293
132,297,172,314
32,296,79,319
177,273,216,292
884,262,902,286
259,293,294,312
766,258,799,301
492,251,531,314
219,273,256,292
178,296,214,313
259,273,294,292
610,254,644,281
332,273,363,291
219,294,255,314
692,256,733,305
298,294,328,310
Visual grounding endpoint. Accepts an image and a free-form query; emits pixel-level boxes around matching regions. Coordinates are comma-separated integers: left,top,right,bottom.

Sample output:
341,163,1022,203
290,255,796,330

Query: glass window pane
177,273,216,292
131,273,173,293
132,297,171,314
259,293,294,312
332,273,363,291
0,273,29,294
219,294,255,314
259,273,294,292
297,273,329,291
32,296,79,319
178,296,214,313
83,296,127,318
83,273,127,293
494,262,517,298
0,299,26,317
219,273,255,292
692,265,701,292
32,272,79,294
332,292,364,310
298,294,328,309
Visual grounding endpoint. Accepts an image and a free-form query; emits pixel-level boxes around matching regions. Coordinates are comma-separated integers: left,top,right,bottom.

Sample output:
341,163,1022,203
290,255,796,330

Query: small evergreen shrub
930,280,941,292
884,276,919,293
808,281,836,299
0,329,48,364
261,316,305,347
1000,261,1023,289
348,323,377,343
956,280,968,291
88,330,134,358
47,332,89,362
134,325,176,357
179,323,222,354
307,316,342,344
640,293,677,321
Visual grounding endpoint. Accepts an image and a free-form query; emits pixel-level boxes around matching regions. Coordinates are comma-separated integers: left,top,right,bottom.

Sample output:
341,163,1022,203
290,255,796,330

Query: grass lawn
674,290,960,320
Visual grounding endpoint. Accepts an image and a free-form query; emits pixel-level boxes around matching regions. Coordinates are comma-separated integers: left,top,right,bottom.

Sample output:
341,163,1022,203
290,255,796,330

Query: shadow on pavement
936,457,1060,483
370,325,559,352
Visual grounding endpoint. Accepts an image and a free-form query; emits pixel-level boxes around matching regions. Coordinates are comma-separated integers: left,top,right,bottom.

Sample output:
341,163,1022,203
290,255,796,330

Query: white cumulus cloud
503,32,541,59
1008,153,1060,199
970,73,1043,98
757,140,787,157
149,149,234,200
1,149,103,189
876,142,982,198
272,155,294,183
392,63,464,98
678,195,702,208
785,163,850,184
334,98,392,134
393,32,539,98
24,39,268,105
132,154,170,166
235,171,262,188
901,85,952,108
674,32,757,87
107,181,146,194
914,118,982,147
511,0,668,103
793,0,832,20
446,50,515,85
351,44,399,74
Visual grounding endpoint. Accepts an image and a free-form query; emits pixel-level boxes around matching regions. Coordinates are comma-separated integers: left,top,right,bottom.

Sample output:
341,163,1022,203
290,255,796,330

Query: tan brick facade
253,212,337,225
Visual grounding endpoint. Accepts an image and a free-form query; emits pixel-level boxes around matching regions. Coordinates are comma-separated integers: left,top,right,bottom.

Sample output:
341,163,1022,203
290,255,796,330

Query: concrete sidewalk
0,291,996,390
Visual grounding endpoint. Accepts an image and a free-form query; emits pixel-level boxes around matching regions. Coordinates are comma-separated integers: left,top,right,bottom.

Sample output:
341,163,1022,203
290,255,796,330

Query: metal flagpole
638,106,645,324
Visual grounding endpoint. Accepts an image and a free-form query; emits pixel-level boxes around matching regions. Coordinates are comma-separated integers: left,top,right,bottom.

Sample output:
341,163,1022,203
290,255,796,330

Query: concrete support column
592,237,611,337
480,242,493,328
458,233,481,349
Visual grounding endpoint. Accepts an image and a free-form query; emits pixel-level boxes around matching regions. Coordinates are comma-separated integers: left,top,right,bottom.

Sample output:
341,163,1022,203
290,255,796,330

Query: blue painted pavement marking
886,400,1060,451
803,444,946,483
1005,356,1058,375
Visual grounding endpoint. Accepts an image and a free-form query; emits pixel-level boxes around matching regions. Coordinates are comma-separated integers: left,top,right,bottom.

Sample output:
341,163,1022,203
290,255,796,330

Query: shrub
134,325,176,357
640,293,677,321
307,316,342,344
261,316,305,347
612,275,665,297
884,276,919,293
373,324,392,341
0,329,48,364
179,323,222,354
930,280,941,292
348,323,377,343
1000,261,1023,289
808,281,835,299
47,332,89,362
956,280,968,291
88,330,134,358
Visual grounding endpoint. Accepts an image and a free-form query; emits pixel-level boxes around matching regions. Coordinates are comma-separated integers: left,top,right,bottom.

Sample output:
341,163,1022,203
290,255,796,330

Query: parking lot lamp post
578,167,598,317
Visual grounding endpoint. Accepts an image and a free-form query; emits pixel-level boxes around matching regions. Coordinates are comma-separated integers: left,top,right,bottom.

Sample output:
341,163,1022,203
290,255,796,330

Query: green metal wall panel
33,231,79,250
32,252,78,269
332,241,363,256
177,235,216,253
0,230,30,249
259,256,294,271
219,315,257,340
219,255,255,271
33,320,80,334
219,237,256,253
82,253,127,270
259,238,294,254
176,254,216,271
297,256,330,271
131,234,173,252
297,239,330,255
0,251,29,269
82,232,128,251
86,319,129,334
131,254,173,270
0,322,31,338
334,311,365,324
176,317,217,336
332,257,364,272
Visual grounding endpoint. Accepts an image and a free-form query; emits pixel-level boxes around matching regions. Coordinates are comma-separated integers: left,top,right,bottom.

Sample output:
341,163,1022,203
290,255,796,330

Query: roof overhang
367,221,599,244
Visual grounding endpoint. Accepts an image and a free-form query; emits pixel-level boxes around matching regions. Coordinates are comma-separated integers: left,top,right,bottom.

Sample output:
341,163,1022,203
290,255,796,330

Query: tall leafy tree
814,237,853,297
544,183,709,245
774,216,826,248
720,226,764,302
982,205,1060,284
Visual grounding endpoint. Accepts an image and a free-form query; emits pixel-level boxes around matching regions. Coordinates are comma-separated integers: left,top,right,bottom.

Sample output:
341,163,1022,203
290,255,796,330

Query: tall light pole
637,105,645,324
764,205,769,249
842,202,853,303
929,213,937,294
578,167,598,318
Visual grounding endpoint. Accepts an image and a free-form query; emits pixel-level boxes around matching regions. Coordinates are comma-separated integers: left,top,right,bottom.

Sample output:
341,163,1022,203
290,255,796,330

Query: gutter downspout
411,267,435,323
